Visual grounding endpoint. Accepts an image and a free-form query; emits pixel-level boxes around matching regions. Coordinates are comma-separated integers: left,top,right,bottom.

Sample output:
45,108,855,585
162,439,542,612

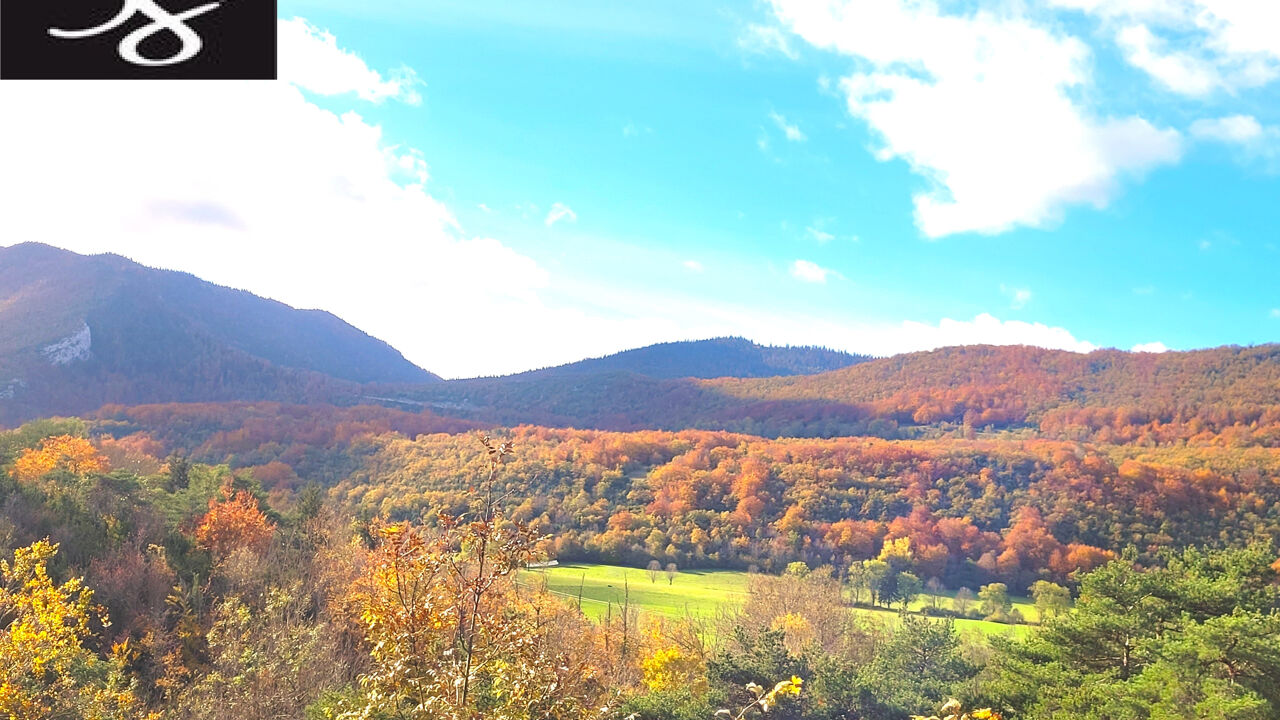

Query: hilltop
0,243,437,423
496,337,867,380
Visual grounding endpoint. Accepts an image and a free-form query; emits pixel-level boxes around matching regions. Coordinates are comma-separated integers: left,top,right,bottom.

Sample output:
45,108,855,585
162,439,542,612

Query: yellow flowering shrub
911,698,1001,720
642,645,707,694
0,540,149,719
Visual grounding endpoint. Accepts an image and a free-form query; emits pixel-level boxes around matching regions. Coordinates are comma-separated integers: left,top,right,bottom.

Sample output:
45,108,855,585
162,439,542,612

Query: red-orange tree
11,435,108,485
194,488,275,558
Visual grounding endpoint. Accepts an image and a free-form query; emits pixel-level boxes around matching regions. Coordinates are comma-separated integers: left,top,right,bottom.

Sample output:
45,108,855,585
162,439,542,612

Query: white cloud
516,279,1101,365
1051,0,1280,96
769,111,806,142
1131,341,1170,353
806,226,834,243
1115,23,1221,96
622,122,653,137
0,17,1122,379
790,259,837,284
1190,115,1280,167
1271,308,1280,319
1191,115,1264,144
545,202,578,228
769,0,1183,238
739,24,799,60
852,314,1098,356
279,18,422,104
1000,285,1033,310
0,19,560,378
682,260,705,273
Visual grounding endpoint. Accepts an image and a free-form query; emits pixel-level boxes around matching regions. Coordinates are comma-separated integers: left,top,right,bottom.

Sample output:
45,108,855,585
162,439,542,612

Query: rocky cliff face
40,323,92,366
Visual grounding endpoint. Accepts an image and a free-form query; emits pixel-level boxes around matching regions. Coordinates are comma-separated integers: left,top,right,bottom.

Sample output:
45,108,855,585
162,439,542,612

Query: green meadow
521,562,750,619
521,562,1033,639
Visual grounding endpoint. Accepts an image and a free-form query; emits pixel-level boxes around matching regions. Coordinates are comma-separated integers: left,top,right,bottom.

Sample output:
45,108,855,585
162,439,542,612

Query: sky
2,0,1279,378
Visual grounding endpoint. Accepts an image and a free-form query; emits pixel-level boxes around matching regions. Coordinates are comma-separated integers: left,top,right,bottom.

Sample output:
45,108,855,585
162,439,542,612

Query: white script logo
48,0,222,67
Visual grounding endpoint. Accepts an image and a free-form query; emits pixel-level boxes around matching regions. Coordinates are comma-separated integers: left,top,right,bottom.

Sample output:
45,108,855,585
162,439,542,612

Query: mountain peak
0,243,439,424
489,336,868,381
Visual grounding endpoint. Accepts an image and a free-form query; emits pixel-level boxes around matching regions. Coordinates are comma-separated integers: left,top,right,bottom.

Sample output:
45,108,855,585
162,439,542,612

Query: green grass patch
521,562,1034,639
901,589,1041,623
521,562,749,620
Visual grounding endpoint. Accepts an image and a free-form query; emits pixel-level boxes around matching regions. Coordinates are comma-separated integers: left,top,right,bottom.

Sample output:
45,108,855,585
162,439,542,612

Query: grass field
521,562,750,620
521,562,1033,639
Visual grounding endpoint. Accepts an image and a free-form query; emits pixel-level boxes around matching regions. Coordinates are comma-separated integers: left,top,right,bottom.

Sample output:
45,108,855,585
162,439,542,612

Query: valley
1,245,1278,719
523,561,1036,637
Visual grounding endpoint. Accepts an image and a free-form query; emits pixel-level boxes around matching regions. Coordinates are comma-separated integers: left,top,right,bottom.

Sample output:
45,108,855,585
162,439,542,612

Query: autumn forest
0,331,1278,720
3,0,1277,713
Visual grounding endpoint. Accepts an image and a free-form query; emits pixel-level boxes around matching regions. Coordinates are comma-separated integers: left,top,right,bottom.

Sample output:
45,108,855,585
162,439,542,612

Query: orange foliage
97,433,163,475
194,489,275,557
11,435,108,484
996,507,1064,585
1050,544,1115,577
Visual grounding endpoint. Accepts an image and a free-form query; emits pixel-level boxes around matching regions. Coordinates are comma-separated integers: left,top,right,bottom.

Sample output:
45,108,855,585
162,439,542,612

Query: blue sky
2,1,1279,376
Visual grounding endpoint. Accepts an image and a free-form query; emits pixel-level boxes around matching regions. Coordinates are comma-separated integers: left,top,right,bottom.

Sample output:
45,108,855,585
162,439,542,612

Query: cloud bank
0,16,1116,376
766,0,1192,238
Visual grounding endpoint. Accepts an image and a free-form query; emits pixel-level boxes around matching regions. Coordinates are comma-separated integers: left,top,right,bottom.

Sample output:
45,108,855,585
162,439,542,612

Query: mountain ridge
390,342,1280,439
6,243,1280,442
0,243,438,424
478,336,869,381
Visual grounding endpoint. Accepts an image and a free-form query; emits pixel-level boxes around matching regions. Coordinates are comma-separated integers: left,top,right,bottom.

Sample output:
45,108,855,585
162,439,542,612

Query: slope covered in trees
330,427,1280,587
494,337,868,380
51,403,1280,596
6,241,1278,449
0,243,437,424
0,418,1276,720
391,343,1280,443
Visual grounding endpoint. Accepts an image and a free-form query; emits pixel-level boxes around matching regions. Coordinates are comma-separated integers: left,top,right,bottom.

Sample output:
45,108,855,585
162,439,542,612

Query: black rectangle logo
1,0,277,79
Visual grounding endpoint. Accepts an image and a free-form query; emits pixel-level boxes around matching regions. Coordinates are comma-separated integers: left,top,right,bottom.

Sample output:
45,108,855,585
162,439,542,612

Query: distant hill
501,337,868,380
0,243,437,424
709,343,1280,411
390,343,1280,441
7,242,1280,447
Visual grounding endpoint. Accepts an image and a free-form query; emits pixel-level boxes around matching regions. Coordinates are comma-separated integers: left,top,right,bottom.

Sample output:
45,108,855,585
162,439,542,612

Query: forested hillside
4,247,1280,720
497,337,868,380
0,416,1277,719
80,405,1280,588
7,242,1278,450
0,243,436,424
393,343,1280,441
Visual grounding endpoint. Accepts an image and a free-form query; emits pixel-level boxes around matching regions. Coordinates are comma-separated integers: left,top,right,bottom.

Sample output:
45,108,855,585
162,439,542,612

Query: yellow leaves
640,645,706,695
0,541,97,670
343,438,611,719
878,536,914,564
718,676,803,718
770,612,814,655
911,698,1001,720
11,435,108,486
0,540,145,719
763,676,803,704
